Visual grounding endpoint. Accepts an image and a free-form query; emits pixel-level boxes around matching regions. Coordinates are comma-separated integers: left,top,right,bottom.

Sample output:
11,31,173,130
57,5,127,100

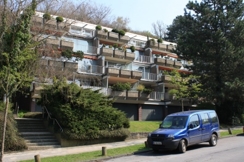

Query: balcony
127,91,139,98
119,35,130,43
138,92,150,100
155,57,166,66
81,86,109,96
166,59,174,67
79,65,104,74
100,47,113,57
80,45,98,55
106,67,120,76
175,61,182,68
46,38,60,46
64,62,78,71
125,51,135,61
120,69,131,78
158,44,167,51
164,92,175,101
110,90,127,98
164,75,172,82
131,71,142,79
149,92,164,101
108,32,119,41
135,55,151,63
114,50,125,58
48,60,63,67
96,30,108,39
141,72,158,81
61,40,74,50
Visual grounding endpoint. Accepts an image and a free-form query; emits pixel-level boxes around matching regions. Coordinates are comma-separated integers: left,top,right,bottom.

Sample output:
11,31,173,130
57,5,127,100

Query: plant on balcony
109,45,113,48
74,50,84,59
43,13,51,20
150,38,155,44
136,84,145,92
111,82,131,91
118,30,125,36
157,38,163,43
61,49,73,59
56,16,64,23
103,28,108,32
112,28,119,33
143,88,153,94
130,46,135,52
113,43,118,49
95,25,102,30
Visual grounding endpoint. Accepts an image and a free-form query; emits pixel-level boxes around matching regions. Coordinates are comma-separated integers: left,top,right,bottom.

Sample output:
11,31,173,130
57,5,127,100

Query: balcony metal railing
149,92,164,100
79,65,104,74
135,55,151,63
142,72,158,81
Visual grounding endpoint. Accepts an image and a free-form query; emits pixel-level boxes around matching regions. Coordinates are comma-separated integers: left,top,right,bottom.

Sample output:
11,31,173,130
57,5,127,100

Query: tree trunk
181,99,184,111
0,96,9,162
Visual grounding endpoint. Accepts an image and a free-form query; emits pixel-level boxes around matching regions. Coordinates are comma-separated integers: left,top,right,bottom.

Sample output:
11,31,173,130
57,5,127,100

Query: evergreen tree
166,0,244,123
0,0,38,160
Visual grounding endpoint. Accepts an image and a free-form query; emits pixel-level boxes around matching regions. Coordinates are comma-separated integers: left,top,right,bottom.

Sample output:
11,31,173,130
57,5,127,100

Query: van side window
209,112,218,123
189,115,200,128
200,113,210,124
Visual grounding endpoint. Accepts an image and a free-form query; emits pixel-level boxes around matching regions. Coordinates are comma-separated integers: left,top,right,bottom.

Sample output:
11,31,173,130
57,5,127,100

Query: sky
91,0,193,32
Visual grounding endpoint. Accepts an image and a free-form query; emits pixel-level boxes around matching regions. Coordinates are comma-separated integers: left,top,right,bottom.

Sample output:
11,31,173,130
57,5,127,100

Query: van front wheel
209,134,217,146
178,139,186,153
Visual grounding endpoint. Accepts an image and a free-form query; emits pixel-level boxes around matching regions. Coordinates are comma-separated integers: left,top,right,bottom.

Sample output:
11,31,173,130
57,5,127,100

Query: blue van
147,110,220,153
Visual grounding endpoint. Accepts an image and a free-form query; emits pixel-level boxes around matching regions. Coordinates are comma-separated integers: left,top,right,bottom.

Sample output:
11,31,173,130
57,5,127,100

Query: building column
164,103,168,119
138,104,142,121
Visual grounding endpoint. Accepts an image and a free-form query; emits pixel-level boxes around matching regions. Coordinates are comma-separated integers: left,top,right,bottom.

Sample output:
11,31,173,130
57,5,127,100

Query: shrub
113,44,118,49
157,38,163,43
56,16,64,23
130,46,135,52
43,13,51,20
112,82,131,91
96,25,102,30
61,49,73,59
143,88,153,94
112,29,119,33
118,30,125,36
150,39,155,44
103,28,108,32
74,50,84,59
38,79,130,140
0,112,27,151
136,84,145,91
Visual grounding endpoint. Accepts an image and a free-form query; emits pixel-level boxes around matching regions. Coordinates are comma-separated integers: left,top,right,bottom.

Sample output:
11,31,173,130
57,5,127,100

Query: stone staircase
16,118,61,150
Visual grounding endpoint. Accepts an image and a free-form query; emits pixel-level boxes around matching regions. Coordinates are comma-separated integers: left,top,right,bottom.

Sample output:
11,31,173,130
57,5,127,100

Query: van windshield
160,116,188,129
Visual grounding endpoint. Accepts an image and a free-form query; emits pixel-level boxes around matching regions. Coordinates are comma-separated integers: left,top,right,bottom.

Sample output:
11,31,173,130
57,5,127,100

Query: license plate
153,141,162,145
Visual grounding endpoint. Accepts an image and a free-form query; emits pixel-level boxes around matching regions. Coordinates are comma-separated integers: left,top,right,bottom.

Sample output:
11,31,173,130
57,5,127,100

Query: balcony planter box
158,43,167,51
114,50,124,59
111,91,126,98
166,59,174,67
46,38,60,46
125,52,135,61
64,62,78,71
100,47,114,57
96,30,108,39
127,91,139,99
61,40,74,50
155,57,166,66
131,71,142,79
174,61,182,68
120,69,131,78
48,60,64,67
108,32,119,41
106,67,120,76
119,35,130,43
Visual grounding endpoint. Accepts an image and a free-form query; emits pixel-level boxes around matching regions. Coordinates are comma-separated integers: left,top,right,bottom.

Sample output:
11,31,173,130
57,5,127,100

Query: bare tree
152,20,167,39
110,16,130,30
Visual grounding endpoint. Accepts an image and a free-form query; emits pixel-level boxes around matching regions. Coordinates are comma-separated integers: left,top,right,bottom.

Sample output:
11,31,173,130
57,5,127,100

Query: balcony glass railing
142,72,158,81
149,92,164,100
135,55,151,63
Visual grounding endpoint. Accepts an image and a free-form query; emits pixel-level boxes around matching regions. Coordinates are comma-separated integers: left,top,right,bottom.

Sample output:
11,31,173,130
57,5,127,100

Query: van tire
178,139,186,153
209,134,217,146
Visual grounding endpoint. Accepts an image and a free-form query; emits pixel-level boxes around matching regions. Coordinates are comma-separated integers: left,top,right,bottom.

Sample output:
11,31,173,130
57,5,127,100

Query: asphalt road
104,135,244,162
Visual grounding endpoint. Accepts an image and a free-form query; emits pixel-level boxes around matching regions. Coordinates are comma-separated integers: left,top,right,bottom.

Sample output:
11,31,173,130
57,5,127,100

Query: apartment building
28,12,193,121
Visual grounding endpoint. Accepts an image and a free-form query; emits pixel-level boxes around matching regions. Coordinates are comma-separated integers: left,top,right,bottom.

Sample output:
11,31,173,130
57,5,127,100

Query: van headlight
167,134,174,139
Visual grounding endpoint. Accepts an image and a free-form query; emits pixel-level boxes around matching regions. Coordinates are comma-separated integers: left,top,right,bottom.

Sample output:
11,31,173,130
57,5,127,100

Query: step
25,138,58,143
26,141,60,146
19,132,53,136
23,135,56,140
28,145,61,150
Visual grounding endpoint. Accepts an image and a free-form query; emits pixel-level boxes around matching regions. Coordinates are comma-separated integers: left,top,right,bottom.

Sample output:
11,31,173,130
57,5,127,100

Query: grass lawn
129,121,161,133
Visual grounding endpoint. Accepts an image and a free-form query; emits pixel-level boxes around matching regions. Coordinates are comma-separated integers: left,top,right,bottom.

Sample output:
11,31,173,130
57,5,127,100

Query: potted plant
43,13,51,20
137,84,145,92
56,16,64,23
112,29,119,33
61,49,72,59
111,82,131,97
74,50,84,60
103,28,108,32
113,44,118,49
96,25,102,30
130,46,135,52
157,38,163,43
118,30,125,36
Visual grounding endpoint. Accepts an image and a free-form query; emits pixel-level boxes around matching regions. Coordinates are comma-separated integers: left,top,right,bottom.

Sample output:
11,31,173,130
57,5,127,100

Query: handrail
42,106,63,132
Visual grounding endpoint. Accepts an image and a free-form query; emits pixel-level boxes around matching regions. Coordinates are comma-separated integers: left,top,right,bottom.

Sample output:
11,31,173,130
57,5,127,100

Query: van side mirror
188,124,194,129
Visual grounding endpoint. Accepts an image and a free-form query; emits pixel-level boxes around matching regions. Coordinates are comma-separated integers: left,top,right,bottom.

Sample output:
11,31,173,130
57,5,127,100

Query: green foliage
61,49,73,59
43,13,51,20
38,79,130,140
74,50,84,60
166,0,244,120
111,82,131,91
143,88,152,94
136,84,145,91
118,30,125,36
56,16,64,23
112,29,119,33
130,46,135,52
103,28,108,32
157,38,163,43
0,112,27,151
113,44,118,49
95,25,102,30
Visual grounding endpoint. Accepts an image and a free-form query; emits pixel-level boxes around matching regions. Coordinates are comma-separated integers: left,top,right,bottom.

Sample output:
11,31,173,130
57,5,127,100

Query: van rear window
209,112,218,123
